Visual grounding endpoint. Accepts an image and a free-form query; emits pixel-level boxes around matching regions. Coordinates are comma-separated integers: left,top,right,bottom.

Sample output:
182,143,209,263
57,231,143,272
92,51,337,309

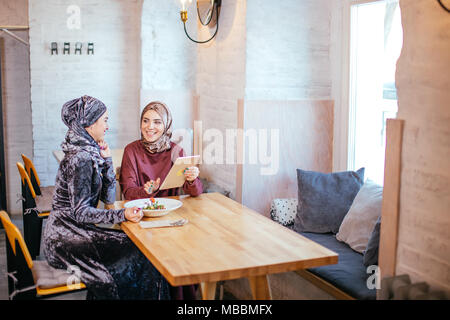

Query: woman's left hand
184,166,199,182
98,140,111,158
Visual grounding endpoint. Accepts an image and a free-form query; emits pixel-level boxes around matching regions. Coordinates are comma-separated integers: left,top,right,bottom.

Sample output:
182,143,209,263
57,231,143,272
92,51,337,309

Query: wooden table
113,192,338,300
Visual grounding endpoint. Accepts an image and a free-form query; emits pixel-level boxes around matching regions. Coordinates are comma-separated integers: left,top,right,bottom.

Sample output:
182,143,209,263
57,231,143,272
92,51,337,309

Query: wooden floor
0,216,236,300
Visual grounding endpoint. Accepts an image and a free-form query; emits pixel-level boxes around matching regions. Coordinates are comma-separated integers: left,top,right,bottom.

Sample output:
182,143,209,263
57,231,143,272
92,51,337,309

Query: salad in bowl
124,197,183,217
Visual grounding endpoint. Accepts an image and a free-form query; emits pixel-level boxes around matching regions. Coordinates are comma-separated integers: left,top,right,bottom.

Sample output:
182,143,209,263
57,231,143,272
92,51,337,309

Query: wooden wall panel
196,95,238,198
235,99,244,203
240,100,334,217
0,0,28,27
193,95,201,158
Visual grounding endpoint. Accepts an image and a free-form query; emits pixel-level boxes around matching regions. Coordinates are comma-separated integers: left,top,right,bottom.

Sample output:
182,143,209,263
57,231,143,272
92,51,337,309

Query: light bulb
180,0,192,12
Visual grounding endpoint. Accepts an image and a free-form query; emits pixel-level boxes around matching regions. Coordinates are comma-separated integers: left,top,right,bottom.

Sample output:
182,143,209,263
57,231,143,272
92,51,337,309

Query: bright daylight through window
348,0,403,185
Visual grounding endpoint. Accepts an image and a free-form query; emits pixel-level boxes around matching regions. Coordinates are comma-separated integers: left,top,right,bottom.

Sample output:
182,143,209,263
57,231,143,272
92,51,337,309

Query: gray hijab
60,95,106,166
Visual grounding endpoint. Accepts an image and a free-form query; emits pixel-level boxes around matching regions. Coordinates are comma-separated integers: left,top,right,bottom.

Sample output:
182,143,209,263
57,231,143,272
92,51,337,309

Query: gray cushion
363,216,381,267
336,180,383,253
35,185,55,213
300,232,376,300
294,168,365,234
31,260,74,289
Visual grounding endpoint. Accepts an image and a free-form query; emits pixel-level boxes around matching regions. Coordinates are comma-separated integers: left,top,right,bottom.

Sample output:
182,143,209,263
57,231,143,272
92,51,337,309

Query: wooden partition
193,98,334,216
237,100,334,217
378,119,404,281
235,99,244,203
193,95,201,159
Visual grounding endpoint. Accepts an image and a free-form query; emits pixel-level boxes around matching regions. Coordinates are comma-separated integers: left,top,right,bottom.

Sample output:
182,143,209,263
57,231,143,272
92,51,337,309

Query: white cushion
336,180,383,253
35,186,55,213
270,198,297,226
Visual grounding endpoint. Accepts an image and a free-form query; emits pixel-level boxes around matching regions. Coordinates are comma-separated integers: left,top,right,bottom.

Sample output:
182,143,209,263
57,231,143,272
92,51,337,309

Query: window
348,0,402,185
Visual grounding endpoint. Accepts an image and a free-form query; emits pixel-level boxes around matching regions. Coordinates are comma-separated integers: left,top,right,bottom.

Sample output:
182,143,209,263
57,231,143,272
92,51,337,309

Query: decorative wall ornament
49,42,94,55
87,42,94,55
75,42,82,54
63,42,70,54
51,42,58,55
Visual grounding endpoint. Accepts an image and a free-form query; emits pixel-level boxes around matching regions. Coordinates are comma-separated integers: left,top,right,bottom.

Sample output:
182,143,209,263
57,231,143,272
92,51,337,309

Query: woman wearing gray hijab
43,95,170,299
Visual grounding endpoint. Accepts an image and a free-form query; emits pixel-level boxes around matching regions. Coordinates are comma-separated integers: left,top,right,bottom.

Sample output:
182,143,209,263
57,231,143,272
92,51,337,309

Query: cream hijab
140,101,173,154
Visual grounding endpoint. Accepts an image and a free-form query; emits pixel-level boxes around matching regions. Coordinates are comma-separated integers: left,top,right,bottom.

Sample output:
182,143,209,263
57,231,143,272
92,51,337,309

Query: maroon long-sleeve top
119,140,203,200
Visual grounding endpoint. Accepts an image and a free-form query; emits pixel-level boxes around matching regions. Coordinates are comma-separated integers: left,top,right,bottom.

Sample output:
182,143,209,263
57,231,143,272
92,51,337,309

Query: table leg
200,281,217,300
248,275,272,300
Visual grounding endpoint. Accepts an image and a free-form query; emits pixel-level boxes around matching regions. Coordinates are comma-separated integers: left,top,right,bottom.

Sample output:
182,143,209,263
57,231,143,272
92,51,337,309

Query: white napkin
139,219,188,229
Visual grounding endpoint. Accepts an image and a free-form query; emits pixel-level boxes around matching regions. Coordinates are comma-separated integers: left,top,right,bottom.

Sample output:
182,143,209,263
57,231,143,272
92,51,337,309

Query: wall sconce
179,0,222,44
437,0,450,12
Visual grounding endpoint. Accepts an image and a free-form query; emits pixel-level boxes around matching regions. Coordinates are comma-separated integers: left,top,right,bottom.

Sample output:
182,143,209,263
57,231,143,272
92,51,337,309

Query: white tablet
159,155,201,190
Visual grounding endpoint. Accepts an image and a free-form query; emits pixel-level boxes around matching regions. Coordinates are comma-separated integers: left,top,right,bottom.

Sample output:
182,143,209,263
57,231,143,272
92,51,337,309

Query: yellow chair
17,161,51,218
0,210,86,299
16,162,51,259
21,154,55,204
22,153,55,198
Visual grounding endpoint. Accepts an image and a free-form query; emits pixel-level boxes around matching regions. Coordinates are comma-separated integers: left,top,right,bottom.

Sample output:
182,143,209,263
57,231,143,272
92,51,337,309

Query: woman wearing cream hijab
120,101,203,299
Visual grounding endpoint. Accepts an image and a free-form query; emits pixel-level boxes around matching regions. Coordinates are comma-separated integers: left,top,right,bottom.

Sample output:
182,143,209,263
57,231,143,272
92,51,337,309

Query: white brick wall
29,0,142,186
395,0,450,294
196,0,337,198
196,0,247,198
245,0,333,100
1,0,341,213
141,0,196,91
3,0,341,214
140,0,196,151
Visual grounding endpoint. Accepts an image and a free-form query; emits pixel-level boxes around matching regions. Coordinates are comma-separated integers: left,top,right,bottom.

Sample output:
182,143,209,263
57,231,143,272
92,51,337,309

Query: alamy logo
67,5,81,30
173,121,280,176
66,265,83,289
366,265,381,290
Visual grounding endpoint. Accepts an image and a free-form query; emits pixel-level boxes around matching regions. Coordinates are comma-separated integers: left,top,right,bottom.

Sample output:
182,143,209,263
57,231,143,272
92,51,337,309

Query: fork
170,219,188,227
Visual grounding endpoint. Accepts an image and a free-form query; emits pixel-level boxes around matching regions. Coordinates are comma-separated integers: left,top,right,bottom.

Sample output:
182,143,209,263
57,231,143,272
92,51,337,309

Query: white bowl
124,198,183,217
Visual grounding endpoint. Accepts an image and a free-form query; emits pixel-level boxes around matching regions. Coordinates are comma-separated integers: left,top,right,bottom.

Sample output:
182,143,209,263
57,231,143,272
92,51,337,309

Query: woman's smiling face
141,109,164,142
86,110,109,143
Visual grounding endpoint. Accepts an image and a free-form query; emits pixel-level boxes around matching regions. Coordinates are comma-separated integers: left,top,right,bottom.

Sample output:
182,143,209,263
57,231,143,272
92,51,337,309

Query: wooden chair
0,210,86,299
16,162,51,259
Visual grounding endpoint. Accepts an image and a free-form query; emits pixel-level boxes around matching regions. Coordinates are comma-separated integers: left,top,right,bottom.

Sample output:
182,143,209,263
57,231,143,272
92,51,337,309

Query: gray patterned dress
43,96,170,300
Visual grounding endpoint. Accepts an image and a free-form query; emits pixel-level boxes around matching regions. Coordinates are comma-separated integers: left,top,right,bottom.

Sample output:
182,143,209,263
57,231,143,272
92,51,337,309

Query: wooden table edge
119,194,339,301
123,220,338,288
